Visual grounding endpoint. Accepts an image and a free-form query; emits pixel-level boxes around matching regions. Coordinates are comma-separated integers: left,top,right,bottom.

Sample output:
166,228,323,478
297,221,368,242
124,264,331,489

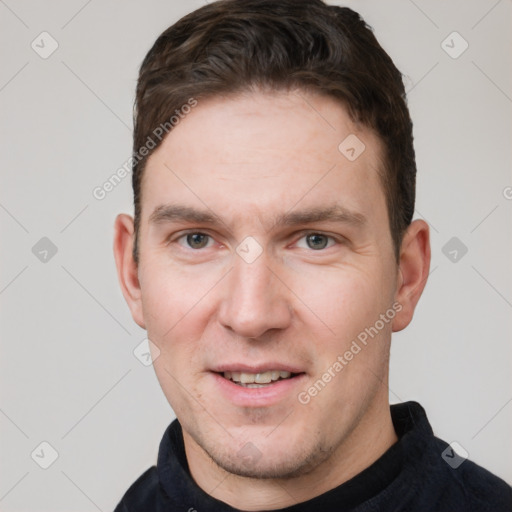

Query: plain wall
0,1,510,510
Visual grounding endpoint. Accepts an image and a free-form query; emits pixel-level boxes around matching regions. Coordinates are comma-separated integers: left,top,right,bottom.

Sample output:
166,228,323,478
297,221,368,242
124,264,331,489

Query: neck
183,398,398,510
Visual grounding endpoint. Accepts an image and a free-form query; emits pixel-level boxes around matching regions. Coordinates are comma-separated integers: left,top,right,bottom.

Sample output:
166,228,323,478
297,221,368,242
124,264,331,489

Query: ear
392,219,431,332
113,213,146,329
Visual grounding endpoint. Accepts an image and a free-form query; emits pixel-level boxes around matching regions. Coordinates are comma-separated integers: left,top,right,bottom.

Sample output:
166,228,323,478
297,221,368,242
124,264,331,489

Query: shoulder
430,437,512,511
114,466,161,512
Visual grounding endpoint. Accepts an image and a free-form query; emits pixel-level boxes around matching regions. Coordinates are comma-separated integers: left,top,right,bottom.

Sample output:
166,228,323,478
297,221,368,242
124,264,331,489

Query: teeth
222,370,293,385
240,373,255,384
255,372,272,384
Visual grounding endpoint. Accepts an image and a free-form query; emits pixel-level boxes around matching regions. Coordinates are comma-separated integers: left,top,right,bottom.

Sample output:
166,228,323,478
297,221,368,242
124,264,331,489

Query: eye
295,233,336,250
177,232,214,249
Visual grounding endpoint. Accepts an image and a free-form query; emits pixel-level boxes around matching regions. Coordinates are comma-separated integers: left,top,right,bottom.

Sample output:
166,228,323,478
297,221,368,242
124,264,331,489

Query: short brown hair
132,0,416,263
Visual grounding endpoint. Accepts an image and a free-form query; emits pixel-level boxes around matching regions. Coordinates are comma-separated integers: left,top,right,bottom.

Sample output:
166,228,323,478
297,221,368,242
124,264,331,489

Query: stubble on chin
186,424,338,481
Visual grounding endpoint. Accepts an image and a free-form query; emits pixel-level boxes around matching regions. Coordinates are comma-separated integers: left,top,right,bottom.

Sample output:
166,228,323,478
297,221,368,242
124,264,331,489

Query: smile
222,370,299,387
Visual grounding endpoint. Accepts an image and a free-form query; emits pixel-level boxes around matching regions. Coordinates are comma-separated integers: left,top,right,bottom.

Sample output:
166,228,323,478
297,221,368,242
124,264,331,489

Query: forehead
141,90,386,226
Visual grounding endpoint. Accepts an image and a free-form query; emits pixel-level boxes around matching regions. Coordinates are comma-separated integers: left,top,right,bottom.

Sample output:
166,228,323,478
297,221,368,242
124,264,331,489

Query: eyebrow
148,203,366,229
273,205,367,229
149,204,218,225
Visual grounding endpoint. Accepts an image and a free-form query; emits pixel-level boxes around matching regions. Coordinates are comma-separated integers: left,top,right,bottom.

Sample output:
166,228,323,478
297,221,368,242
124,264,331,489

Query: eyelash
172,231,340,251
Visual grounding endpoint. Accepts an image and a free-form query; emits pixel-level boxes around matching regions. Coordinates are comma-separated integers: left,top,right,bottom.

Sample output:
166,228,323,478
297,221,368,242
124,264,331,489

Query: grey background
1,0,511,510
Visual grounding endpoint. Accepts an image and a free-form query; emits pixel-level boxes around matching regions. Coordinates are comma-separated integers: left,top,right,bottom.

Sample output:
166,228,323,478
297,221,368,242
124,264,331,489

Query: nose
217,251,292,339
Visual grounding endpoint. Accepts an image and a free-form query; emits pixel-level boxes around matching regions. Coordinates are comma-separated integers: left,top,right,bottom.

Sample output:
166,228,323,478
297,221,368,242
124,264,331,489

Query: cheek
138,260,221,339
297,271,394,414
292,266,389,341
140,265,212,411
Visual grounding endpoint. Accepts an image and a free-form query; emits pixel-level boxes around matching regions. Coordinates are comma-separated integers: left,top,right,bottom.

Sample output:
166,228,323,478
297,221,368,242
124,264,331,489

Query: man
113,0,512,510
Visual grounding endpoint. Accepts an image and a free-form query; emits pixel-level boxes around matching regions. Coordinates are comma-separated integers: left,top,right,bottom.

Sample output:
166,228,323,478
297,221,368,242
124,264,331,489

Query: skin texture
114,89,430,509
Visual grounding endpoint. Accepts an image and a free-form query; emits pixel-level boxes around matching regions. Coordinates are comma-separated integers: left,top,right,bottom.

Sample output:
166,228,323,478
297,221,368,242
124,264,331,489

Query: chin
204,433,332,480
212,452,308,480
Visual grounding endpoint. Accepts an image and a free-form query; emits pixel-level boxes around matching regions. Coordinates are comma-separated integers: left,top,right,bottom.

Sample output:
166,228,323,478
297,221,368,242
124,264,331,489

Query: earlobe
392,219,431,332
113,213,146,329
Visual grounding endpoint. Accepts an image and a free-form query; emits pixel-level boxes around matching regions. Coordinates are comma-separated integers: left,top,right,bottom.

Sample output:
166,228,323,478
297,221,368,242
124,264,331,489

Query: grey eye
306,234,329,250
186,233,210,249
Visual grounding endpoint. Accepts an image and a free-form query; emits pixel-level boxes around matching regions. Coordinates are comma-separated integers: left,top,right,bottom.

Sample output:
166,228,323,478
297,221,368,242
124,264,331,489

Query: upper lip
211,363,305,374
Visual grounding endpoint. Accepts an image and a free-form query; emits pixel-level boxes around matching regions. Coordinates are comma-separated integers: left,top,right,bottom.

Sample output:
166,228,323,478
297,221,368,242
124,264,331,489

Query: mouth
210,365,307,406
218,370,303,388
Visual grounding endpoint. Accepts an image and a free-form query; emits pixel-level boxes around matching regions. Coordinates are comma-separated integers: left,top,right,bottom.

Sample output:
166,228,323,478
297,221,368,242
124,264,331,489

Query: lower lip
211,372,306,407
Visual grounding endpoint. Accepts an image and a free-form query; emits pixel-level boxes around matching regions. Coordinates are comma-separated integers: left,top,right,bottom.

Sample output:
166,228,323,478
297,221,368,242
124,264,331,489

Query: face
128,90,403,478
